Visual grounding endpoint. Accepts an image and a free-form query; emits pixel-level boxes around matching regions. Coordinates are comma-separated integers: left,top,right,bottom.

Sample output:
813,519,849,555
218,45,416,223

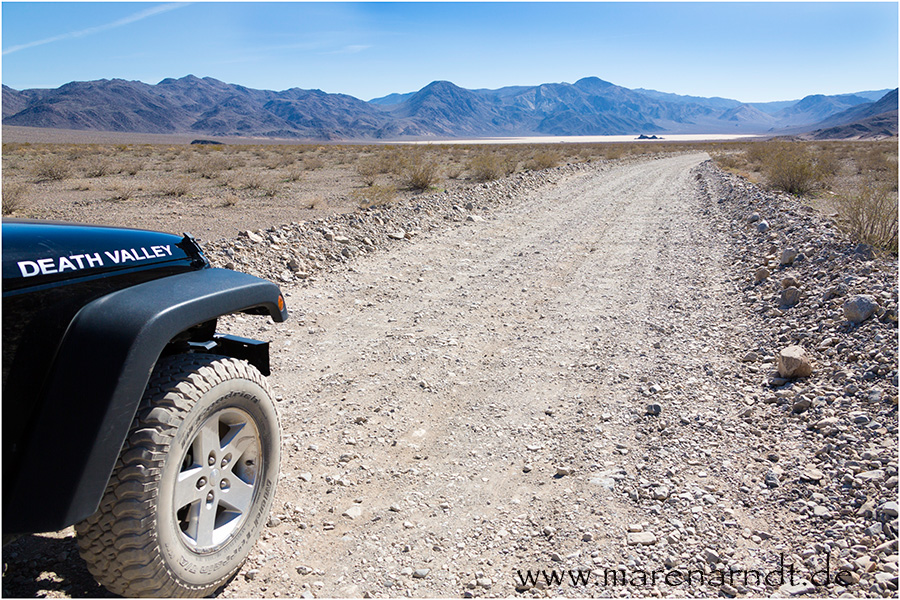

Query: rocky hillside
3,75,895,140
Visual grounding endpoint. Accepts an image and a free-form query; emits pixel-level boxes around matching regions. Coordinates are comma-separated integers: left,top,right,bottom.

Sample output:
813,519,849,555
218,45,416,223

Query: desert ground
2,134,897,598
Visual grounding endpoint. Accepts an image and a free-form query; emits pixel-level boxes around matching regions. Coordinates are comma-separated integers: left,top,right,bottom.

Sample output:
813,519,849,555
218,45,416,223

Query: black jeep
2,219,288,597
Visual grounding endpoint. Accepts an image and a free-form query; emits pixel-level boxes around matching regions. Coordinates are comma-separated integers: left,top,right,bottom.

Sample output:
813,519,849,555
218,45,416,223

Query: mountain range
2,75,896,141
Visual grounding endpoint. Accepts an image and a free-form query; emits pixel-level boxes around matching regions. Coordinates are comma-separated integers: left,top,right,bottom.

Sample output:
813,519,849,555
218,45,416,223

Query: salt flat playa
403,133,764,145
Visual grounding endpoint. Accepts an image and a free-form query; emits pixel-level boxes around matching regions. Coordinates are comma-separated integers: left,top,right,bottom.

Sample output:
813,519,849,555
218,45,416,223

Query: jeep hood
2,221,206,292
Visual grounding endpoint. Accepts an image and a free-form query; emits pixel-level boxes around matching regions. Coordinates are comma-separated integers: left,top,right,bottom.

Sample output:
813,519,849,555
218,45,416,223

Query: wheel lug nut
208,455,216,466
196,477,207,489
206,492,214,502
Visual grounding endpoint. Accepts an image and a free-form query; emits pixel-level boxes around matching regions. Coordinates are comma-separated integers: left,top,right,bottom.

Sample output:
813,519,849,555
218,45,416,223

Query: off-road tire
75,354,281,597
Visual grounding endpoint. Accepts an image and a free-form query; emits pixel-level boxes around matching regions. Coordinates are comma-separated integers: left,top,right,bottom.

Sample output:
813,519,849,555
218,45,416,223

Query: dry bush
303,156,325,171
107,182,137,202
603,145,626,160
376,148,406,175
402,153,440,191
82,157,115,178
285,168,303,182
356,157,380,186
3,182,28,215
352,185,398,209
467,151,513,182
159,177,192,197
122,160,143,176
238,173,263,190
712,153,744,171
836,179,898,253
187,154,231,178
445,161,464,180
526,149,562,171
33,157,71,182
762,142,826,195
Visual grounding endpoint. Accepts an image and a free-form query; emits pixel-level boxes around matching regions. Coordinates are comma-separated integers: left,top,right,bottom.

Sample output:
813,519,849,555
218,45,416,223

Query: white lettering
120,249,136,262
139,247,153,260
37,258,57,275
162,245,173,256
58,257,78,272
104,250,121,264
85,253,103,267
70,254,86,269
18,261,40,277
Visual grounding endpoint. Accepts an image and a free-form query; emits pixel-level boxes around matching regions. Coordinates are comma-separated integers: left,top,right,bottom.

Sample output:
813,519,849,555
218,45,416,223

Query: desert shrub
107,182,137,202
356,157,380,186
376,148,405,175
3,182,28,215
303,156,325,170
763,142,825,195
33,157,71,181
122,160,143,176
603,145,626,160
713,153,743,171
187,154,231,178
221,194,239,208
238,173,263,190
285,168,303,182
745,142,771,165
402,153,440,191
352,185,398,208
467,152,506,182
82,157,115,178
526,149,562,171
836,179,898,253
159,177,192,197
446,161,464,180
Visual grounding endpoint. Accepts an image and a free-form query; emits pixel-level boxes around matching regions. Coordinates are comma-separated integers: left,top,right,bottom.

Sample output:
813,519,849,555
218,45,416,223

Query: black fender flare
3,268,288,534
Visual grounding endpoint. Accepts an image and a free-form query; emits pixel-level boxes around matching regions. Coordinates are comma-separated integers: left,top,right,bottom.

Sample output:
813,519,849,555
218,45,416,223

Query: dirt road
5,153,896,598
223,152,765,597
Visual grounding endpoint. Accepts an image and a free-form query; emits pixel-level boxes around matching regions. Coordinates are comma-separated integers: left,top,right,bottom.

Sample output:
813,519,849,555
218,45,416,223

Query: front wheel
76,355,281,597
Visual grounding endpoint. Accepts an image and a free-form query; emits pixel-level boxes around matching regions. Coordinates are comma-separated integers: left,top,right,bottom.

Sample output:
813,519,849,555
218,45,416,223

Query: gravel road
4,153,896,598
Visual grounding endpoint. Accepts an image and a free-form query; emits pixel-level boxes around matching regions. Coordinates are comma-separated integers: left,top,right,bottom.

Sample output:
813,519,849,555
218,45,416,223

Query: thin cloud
319,44,372,56
3,3,187,55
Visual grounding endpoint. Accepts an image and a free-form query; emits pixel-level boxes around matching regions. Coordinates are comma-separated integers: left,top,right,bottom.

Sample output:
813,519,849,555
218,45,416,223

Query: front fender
3,268,287,534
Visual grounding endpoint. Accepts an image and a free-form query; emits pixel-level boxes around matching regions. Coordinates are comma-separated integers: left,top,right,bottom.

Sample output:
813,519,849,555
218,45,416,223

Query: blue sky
2,2,897,103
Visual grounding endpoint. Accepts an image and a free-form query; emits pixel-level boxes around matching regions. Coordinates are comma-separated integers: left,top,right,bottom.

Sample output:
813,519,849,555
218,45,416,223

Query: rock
780,248,799,266
754,267,770,283
748,212,760,223
387,231,407,240
800,466,824,482
757,220,770,233
342,505,363,519
476,578,492,589
879,501,899,518
245,230,263,243
651,486,670,501
843,295,878,323
741,350,759,362
781,276,799,289
792,397,812,413
413,569,430,579
780,287,801,307
778,578,816,596
777,345,812,378
626,531,657,545
555,466,573,477
645,403,662,416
